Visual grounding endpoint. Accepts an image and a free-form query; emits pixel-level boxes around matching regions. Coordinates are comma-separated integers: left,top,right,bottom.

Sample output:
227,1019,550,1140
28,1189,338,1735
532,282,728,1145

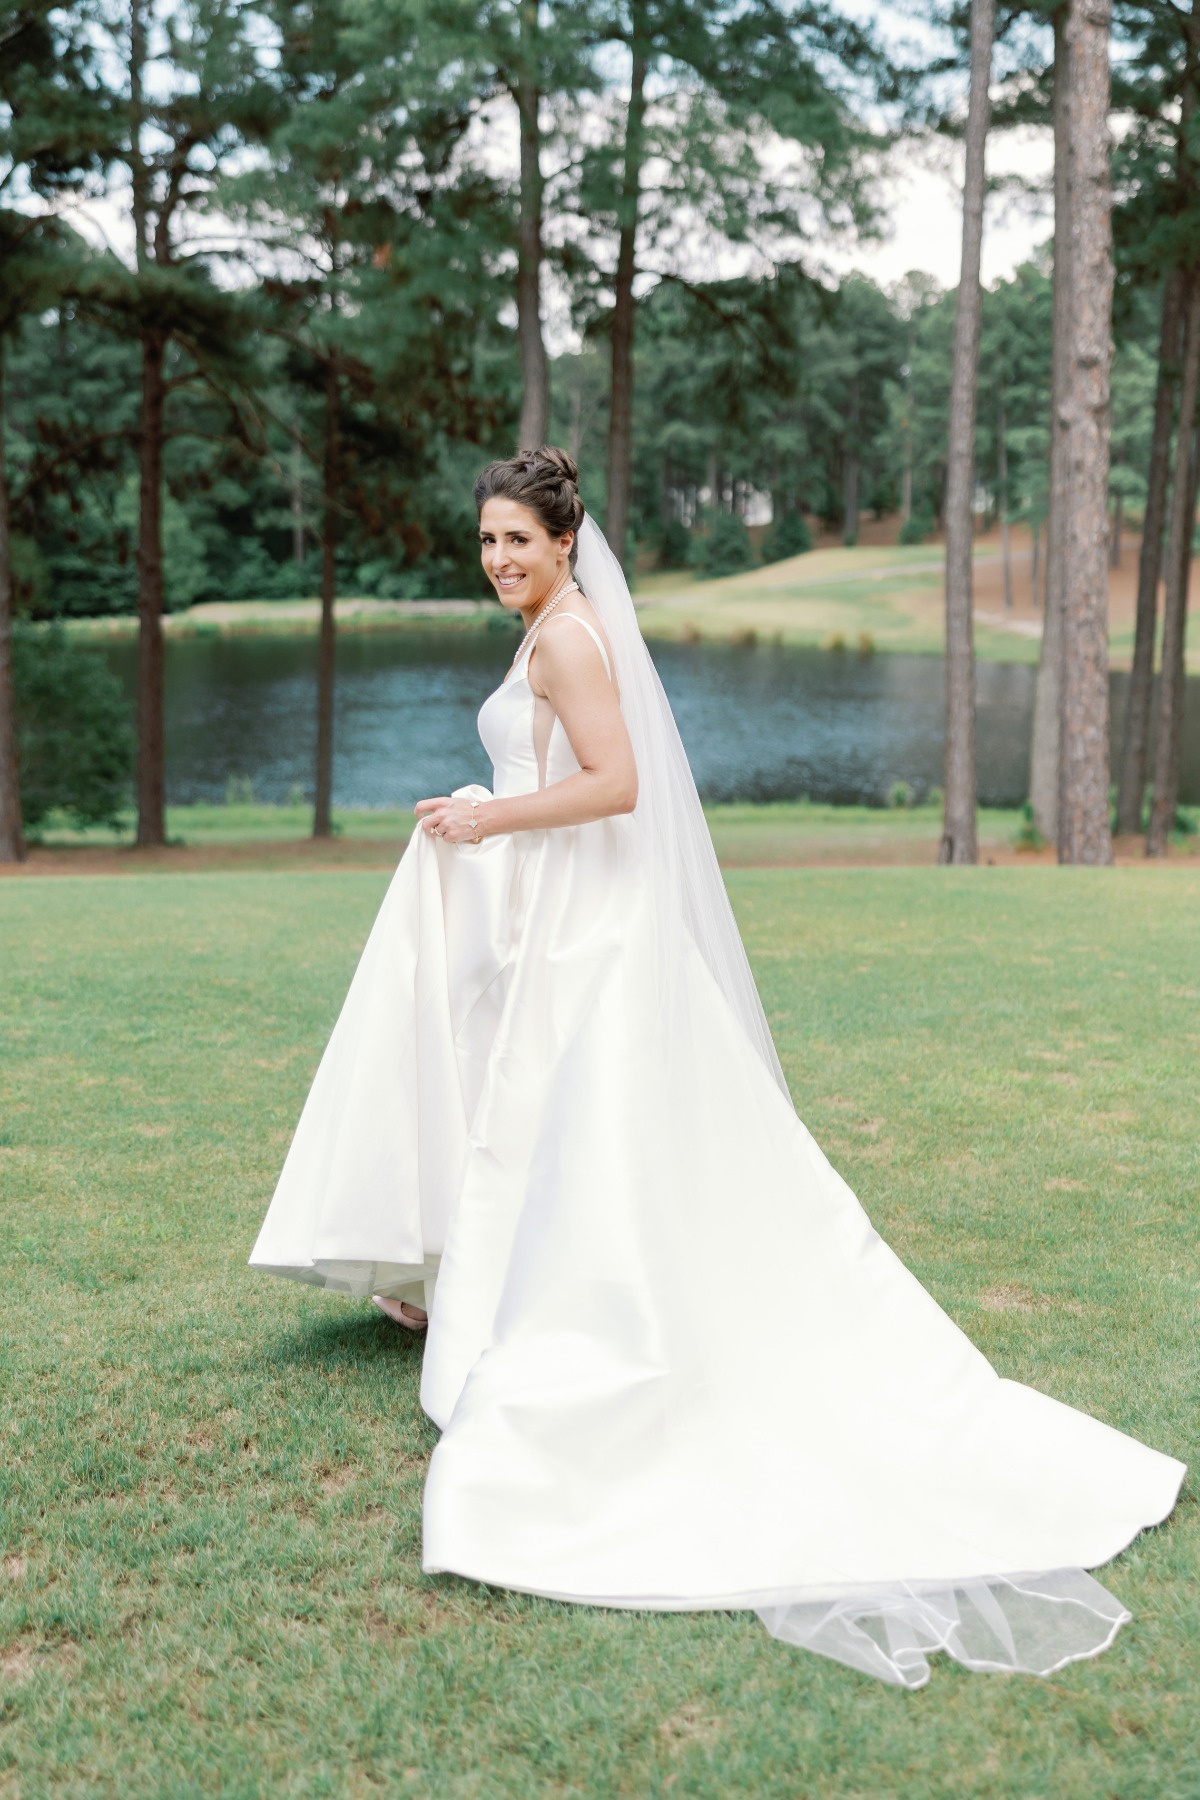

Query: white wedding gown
250,606,1184,1688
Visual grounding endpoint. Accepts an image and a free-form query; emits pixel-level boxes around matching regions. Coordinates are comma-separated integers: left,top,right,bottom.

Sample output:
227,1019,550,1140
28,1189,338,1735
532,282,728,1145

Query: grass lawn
19,799,1200,876
1,866,1197,1797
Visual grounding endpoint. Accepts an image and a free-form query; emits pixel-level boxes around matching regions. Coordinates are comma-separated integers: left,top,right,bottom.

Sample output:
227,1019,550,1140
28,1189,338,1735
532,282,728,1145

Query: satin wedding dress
250,520,1184,1688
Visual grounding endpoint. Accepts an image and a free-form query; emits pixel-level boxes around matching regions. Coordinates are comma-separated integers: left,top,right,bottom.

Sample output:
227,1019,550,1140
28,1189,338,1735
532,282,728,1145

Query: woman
250,448,1184,1688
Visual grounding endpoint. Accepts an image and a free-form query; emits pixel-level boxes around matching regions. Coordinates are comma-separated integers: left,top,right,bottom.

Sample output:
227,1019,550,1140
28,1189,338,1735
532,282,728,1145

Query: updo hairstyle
474,446,585,568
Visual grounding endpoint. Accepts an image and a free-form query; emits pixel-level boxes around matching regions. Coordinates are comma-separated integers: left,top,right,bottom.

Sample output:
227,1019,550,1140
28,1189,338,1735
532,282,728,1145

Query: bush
888,780,916,810
13,624,134,831
692,511,756,578
657,518,692,570
1013,800,1045,852
899,512,933,546
760,510,812,564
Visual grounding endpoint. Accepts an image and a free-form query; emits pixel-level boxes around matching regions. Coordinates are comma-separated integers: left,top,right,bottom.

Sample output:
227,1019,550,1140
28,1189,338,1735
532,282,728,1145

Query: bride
249,446,1184,1688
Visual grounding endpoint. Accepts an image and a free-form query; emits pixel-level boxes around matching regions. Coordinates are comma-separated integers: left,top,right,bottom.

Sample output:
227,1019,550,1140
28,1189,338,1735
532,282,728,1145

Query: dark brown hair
474,446,585,567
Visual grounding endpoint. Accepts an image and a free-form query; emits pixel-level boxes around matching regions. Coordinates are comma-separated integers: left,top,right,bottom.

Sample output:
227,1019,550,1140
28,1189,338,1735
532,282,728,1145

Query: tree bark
515,0,549,451
1116,275,1185,832
842,453,859,545
1147,276,1200,854
997,397,1013,609
1029,7,1072,843
843,376,861,545
0,347,26,863
291,421,306,569
134,329,167,848
1057,0,1115,866
1109,493,1122,567
938,0,994,867
313,355,338,839
604,6,648,567
130,0,168,849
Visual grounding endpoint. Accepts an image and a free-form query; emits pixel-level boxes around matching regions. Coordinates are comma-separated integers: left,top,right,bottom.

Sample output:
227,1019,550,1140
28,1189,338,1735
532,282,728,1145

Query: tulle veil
575,516,788,1095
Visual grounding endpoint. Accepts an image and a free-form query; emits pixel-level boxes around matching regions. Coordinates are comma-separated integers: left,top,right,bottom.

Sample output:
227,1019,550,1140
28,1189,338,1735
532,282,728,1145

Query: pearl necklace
514,578,580,662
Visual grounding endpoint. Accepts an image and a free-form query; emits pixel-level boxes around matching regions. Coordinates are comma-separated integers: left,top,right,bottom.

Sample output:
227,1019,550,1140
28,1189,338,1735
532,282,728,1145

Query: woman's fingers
414,796,448,817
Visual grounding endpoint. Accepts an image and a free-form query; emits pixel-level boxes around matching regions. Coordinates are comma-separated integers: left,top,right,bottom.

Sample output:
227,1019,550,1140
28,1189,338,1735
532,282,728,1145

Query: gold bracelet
469,799,483,845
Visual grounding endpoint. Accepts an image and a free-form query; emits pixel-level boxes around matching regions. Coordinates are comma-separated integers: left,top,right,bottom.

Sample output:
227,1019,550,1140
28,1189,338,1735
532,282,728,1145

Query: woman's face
479,498,572,616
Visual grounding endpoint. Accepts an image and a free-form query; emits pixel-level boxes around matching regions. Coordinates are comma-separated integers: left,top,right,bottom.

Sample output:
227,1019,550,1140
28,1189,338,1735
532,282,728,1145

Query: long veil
575,516,789,1098
575,514,1157,1688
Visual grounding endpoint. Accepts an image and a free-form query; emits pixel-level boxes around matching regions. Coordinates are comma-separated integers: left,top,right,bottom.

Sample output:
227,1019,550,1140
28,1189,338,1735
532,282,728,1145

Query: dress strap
536,610,613,680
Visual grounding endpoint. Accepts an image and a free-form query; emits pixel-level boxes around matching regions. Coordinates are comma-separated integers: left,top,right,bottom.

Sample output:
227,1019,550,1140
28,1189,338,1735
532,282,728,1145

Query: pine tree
940,0,994,868
1057,0,1115,864
587,0,891,566
0,3,105,862
67,0,273,847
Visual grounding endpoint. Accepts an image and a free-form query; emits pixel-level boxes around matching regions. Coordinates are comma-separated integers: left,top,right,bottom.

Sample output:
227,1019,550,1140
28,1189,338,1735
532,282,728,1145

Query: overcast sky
822,126,1055,292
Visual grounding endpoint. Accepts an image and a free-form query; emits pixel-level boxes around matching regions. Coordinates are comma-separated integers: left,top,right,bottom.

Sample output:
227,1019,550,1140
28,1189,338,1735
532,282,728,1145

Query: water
93,631,1200,810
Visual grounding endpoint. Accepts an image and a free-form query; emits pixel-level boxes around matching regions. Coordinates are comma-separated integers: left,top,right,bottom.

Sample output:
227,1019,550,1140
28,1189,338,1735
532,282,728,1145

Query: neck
519,570,575,634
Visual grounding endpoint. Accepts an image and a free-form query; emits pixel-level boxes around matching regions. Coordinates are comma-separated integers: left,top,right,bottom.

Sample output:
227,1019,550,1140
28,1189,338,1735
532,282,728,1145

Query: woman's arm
415,618,638,842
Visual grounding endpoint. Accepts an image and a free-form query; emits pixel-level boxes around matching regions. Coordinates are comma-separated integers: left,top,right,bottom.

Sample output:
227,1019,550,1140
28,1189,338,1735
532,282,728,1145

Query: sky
823,126,1055,290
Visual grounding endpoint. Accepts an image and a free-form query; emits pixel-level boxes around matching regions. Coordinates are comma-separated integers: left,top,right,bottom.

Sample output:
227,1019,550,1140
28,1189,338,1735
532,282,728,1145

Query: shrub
692,511,755,577
13,624,134,831
1013,800,1045,851
657,518,692,570
760,510,812,564
888,780,916,809
899,512,933,546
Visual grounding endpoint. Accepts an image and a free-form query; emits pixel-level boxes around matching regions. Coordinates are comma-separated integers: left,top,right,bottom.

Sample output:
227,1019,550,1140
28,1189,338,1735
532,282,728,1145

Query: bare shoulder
528,604,614,693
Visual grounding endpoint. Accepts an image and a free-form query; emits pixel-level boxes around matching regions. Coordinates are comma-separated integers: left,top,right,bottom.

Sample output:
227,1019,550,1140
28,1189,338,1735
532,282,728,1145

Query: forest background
2,0,1199,863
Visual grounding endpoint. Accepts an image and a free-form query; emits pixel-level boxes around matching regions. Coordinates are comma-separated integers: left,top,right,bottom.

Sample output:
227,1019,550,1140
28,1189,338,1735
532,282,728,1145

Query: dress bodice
477,611,614,798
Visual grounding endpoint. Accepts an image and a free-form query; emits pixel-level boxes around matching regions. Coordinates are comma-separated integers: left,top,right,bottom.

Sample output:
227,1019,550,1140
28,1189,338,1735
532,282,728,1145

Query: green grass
31,798,1027,856
1,868,1197,1797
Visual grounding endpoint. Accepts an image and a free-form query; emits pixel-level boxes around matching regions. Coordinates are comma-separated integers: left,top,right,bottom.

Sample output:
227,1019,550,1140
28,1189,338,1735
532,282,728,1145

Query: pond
94,630,1200,811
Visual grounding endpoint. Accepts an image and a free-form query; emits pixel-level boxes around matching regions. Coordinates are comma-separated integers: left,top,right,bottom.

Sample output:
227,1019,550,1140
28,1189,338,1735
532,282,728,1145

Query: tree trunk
135,329,167,848
1109,493,1122,567
1147,277,1200,854
843,379,860,545
313,356,338,840
997,397,1013,609
901,426,913,526
1116,269,1184,833
1057,0,1115,866
0,347,25,863
938,0,993,867
604,8,648,567
130,0,167,849
1031,520,1041,607
1029,7,1072,842
842,458,859,543
291,421,305,569
515,0,549,450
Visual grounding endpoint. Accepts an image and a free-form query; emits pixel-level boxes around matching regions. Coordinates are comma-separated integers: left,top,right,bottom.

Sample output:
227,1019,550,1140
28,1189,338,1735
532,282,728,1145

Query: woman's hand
414,795,485,844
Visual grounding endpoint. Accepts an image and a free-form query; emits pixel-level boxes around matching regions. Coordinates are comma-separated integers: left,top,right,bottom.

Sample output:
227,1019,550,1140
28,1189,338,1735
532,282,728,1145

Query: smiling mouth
495,573,526,589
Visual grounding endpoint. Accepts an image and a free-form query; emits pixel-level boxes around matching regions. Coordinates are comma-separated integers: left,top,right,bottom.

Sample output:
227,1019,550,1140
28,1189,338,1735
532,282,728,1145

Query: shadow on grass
264,1305,426,1372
